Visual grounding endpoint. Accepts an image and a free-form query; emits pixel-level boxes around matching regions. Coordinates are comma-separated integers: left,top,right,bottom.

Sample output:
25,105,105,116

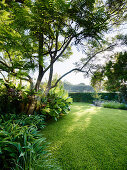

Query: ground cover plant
102,101,127,110
0,114,62,170
43,102,127,169
0,120,47,169
0,83,71,169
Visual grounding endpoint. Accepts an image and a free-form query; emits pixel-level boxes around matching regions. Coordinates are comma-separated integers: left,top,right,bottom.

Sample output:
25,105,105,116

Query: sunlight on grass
43,103,127,170
68,106,101,133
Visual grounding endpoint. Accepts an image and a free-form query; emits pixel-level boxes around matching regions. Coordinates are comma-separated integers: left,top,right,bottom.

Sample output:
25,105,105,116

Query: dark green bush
0,113,61,169
69,93,94,103
0,86,28,114
69,93,120,103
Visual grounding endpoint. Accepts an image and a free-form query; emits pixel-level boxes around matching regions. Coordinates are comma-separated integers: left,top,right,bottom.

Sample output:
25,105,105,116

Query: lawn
42,103,127,170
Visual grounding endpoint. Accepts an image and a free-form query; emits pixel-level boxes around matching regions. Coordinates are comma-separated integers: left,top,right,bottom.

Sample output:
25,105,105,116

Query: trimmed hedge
69,93,119,103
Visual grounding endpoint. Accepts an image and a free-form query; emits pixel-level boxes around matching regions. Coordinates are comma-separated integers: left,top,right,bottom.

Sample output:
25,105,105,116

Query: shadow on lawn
45,103,101,132
43,103,127,169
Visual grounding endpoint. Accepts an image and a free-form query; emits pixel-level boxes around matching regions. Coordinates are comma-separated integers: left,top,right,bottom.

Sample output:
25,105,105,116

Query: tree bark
27,32,44,114
35,33,44,91
35,65,44,91
45,60,54,95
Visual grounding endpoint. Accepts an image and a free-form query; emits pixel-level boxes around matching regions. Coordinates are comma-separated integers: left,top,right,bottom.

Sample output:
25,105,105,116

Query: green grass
42,103,127,169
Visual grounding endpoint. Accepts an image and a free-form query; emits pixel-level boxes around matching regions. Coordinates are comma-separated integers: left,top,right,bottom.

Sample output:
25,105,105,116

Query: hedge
69,93,119,103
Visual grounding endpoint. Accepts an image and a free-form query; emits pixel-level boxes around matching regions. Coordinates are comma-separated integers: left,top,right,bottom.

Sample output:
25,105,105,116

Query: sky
42,46,91,85
45,23,127,85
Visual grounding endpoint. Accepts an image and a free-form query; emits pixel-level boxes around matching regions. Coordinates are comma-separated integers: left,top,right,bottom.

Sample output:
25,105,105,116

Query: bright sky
48,24,127,85
43,46,91,85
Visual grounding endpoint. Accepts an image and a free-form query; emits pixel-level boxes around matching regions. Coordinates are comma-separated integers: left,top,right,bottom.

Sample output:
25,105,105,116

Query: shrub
69,92,120,103
69,93,94,103
0,114,61,169
102,101,127,110
37,86,72,120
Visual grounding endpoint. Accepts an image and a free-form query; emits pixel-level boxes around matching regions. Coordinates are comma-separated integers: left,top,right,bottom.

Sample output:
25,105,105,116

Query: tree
0,0,116,91
0,1,36,87
0,0,127,114
91,51,127,102
50,0,127,88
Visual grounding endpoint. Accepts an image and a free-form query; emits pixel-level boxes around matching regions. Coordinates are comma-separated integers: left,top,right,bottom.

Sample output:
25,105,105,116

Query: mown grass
42,103,127,170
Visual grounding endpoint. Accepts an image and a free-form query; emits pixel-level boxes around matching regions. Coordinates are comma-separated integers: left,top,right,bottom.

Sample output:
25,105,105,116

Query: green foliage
69,92,119,103
0,87,21,114
102,101,127,110
0,0,119,92
91,71,104,92
37,86,72,120
69,92,94,103
92,90,102,101
0,122,47,170
0,113,45,130
0,83,30,114
0,109,61,169
0,81,72,121
91,52,127,103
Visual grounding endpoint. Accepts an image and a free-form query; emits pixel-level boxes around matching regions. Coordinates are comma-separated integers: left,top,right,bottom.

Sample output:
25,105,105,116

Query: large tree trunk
35,32,44,91
27,33,44,114
45,59,54,95
35,65,44,91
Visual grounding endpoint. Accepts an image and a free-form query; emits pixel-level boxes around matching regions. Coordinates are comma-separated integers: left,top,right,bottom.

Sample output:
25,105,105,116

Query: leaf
66,97,73,103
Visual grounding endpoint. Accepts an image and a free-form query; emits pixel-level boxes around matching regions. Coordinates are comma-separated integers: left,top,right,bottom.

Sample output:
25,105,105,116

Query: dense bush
69,92,120,103
0,82,72,121
0,83,71,168
69,93,93,103
0,84,33,114
102,101,127,110
0,113,62,170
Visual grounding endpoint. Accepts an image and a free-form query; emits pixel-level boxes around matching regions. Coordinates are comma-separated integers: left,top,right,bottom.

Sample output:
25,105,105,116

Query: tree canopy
0,0,127,93
91,51,127,100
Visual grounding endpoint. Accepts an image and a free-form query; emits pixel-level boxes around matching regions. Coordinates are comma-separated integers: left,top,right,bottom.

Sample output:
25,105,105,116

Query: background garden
0,0,127,169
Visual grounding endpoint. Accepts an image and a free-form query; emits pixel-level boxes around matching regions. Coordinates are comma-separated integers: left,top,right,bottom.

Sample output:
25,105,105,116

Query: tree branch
51,44,117,88
0,60,11,70
42,36,69,56
43,37,73,74
51,68,87,88
0,71,8,82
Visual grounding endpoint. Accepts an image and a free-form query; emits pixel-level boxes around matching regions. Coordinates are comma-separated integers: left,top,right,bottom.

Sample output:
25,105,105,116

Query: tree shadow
43,103,127,169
